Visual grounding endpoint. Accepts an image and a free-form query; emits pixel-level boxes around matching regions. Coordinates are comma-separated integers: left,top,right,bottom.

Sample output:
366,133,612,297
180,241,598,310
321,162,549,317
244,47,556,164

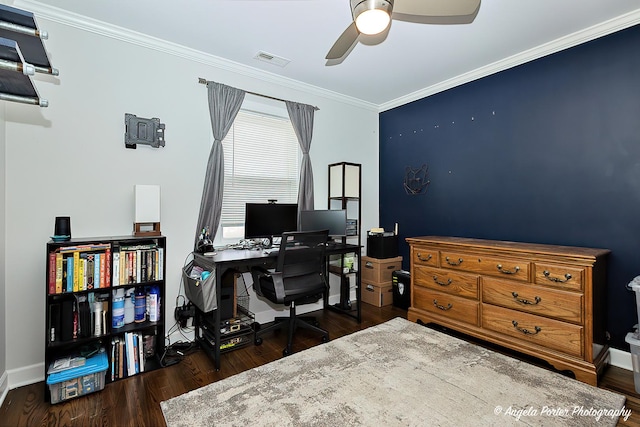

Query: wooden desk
194,243,362,369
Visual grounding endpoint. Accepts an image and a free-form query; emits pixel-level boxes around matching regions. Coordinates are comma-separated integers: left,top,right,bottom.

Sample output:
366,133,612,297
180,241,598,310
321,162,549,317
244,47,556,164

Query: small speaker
133,185,161,236
54,216,71,239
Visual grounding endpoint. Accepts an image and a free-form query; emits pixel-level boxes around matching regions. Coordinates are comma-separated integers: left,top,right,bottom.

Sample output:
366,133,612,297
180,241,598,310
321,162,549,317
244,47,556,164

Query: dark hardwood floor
1,304,639,426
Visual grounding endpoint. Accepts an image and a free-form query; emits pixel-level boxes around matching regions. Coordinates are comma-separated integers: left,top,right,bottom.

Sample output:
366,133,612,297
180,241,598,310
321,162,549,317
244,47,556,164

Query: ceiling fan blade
392,0,481,24
325,22,360,61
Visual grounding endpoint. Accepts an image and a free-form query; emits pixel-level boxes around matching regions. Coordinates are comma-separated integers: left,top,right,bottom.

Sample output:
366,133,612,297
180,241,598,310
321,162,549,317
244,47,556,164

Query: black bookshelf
44,235,166,403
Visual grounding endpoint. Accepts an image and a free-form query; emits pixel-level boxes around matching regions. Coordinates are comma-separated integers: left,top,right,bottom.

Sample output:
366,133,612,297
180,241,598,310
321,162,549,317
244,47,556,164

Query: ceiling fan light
352,0,393,35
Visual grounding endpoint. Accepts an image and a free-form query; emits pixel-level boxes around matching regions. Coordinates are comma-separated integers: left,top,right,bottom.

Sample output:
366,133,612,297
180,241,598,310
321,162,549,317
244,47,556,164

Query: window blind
220,109,300,228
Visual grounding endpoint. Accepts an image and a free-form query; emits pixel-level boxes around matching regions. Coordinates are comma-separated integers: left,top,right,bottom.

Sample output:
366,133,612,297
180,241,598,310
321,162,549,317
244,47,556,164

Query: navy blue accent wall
379,24,640,351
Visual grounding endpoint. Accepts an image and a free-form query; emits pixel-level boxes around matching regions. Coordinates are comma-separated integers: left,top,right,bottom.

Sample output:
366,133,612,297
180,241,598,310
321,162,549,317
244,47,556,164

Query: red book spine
48,251,56,294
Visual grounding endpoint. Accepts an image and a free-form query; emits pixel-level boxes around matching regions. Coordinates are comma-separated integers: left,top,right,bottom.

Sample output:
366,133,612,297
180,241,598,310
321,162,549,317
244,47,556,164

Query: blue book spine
133,334,140,374
66,257,74,293
94,253,101,289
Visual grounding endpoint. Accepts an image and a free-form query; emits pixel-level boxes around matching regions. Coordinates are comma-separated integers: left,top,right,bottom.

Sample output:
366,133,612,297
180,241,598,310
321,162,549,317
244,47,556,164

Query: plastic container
629,280,640,329
112,288,125,328
625,332,640,393
148,285,160,322
134,288,146,323
46,351,108,404
124,288,135,324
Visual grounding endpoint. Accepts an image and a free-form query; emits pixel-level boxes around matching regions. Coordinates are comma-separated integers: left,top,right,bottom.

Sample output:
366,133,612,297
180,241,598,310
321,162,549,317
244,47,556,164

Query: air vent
254,51,290,68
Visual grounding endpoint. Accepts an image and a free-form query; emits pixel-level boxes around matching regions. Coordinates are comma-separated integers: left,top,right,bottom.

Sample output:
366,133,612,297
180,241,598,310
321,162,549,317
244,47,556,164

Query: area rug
161,317,627,426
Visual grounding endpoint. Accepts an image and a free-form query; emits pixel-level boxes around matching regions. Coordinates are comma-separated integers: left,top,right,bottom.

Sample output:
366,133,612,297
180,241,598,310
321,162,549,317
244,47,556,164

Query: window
218,104,300,242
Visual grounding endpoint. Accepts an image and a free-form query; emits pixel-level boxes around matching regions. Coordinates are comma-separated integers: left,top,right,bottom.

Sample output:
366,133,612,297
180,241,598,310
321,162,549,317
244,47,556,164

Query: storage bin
361,256,403,285
366,233,399,259
625,332,640,393
46,351,108,404
629,280,640,329
183,256,217,313
361,282,393,307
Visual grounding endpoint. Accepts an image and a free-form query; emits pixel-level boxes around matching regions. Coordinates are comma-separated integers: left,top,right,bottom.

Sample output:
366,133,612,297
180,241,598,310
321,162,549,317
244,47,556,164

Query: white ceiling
15,0,640,109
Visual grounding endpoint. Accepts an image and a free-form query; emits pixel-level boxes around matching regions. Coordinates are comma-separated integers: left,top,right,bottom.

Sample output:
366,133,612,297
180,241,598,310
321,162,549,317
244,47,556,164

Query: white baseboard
610,347,633,371
7,363,44,390
0,370,8,409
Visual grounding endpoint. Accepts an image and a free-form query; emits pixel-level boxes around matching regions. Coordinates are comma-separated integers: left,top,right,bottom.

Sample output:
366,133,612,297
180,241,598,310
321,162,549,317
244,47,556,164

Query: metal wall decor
404,164,430,196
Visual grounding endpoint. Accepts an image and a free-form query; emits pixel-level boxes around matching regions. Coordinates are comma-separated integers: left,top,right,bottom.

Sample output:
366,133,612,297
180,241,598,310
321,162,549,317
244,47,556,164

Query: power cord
160,340,199,367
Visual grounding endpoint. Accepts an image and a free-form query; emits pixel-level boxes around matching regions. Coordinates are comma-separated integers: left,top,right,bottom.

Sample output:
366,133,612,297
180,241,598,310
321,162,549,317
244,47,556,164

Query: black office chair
251,229,330,356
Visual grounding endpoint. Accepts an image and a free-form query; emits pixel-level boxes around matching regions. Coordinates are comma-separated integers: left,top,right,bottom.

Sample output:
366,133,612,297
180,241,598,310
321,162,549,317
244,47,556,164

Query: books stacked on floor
110,332,156,380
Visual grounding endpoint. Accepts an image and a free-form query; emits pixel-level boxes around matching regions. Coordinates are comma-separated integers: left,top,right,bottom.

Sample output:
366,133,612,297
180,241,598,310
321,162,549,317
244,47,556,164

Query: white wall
0,100,7,401
2,7,379,387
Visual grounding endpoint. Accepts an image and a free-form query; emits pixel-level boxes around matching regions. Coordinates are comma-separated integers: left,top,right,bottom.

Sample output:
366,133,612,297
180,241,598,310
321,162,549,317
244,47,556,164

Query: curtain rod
198,78,319,110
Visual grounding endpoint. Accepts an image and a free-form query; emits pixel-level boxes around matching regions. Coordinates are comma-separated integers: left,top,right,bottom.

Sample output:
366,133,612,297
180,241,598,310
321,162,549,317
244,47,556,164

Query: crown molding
14,0,379,112
14,1,640,113
379,9,640,112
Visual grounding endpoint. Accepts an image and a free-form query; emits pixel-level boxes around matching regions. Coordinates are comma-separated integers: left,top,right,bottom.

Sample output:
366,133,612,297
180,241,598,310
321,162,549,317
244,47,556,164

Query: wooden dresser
406,236,610,385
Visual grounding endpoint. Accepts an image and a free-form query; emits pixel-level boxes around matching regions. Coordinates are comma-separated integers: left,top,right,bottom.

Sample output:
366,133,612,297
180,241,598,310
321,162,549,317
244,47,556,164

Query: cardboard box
361,256,403,285
46,351,108,404
361,282,393,307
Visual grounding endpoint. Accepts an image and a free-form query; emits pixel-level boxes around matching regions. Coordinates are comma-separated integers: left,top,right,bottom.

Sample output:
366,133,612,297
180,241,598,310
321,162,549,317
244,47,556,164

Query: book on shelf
116,246,163,284
66,256,74,293
48,243,113,294
48,252,56,294
55,252,63,294
84,253,95,290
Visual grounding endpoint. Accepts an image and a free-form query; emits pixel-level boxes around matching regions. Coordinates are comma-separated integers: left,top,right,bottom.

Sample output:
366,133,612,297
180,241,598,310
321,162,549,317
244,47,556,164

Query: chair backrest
276,229,329,280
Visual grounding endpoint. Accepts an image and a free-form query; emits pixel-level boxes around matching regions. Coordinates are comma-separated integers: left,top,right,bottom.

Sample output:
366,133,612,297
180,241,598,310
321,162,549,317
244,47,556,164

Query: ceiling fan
326,0,481,65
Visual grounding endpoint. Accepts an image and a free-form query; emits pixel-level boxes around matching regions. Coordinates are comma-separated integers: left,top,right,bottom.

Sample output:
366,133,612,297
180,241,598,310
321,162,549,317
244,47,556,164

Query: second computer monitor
245,203,298,243
299,209,347,238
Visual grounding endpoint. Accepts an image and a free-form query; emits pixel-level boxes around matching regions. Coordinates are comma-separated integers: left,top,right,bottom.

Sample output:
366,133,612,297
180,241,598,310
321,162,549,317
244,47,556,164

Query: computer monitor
299,209,347,238
244,203,298,246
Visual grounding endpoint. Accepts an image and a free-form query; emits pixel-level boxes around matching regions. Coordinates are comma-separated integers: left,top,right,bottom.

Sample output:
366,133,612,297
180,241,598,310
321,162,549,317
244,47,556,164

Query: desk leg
213,266,222,370
355,248,361,323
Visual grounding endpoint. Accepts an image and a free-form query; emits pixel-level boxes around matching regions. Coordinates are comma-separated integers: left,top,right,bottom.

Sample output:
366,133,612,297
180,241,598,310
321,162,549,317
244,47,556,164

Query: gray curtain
286,101,316,223
195,81,245,248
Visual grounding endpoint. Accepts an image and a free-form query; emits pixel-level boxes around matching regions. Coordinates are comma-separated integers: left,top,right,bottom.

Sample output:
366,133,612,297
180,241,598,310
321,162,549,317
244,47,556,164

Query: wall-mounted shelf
0,4,58,107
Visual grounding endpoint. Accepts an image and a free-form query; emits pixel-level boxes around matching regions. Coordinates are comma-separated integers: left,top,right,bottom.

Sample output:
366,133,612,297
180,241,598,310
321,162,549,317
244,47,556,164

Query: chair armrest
250,265,271,297
250,266,285,303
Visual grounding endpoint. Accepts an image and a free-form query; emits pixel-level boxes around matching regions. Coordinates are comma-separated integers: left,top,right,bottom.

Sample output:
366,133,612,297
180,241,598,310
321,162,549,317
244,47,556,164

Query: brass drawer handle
543,270,572,283
445,257,463,266
512,320,541,335
432,275,452,286
433,299,453,311
511,292,541,305
497,264,520,275
365,262,373,269
417,253,432,262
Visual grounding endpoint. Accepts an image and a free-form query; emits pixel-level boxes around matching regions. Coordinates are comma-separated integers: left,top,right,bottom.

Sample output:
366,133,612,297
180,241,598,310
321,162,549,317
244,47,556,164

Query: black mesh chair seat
251,230,330,356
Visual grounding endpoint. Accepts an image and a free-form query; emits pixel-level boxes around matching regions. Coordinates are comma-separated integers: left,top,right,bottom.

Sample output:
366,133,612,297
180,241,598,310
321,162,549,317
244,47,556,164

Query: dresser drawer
482,304,583,357
413,286,479,326
414,266,479,299
439,250,530,282
412,247,438,267
534,263,584,291
482,277,583,324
